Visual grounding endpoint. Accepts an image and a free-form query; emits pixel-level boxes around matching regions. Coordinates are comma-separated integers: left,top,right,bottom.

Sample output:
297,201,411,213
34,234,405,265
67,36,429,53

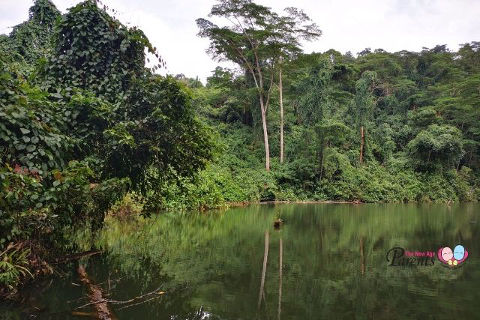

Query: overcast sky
1,0,479,82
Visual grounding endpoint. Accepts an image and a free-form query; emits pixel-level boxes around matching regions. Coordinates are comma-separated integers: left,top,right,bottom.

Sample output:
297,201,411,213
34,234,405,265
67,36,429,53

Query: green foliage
296,58,332,124
0,167,48,245
192,41,480,205
109,76,214,187
0,159,129,245
42,0,162,100
1,0,480,297
408,106,440,129
353,71,377,127
1,0,215,295
407,124,464,170
0,59,72,174
144,166,225,212
197,0,321,66
0,246,32,291
7,0,60,65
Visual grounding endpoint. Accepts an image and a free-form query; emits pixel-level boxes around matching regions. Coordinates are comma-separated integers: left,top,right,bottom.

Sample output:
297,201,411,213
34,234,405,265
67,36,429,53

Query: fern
0,246,33,289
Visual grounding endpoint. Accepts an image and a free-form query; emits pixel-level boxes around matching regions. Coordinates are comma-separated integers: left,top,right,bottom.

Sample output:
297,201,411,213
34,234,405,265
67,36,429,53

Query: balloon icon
454,245,465,260
437,245,469,267
441,247,453,261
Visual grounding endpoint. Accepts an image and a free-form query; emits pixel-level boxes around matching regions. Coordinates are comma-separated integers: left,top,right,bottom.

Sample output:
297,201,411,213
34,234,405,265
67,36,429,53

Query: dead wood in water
74,282,166,315
54,250,102,265
71,311,97,317
77,265,115,320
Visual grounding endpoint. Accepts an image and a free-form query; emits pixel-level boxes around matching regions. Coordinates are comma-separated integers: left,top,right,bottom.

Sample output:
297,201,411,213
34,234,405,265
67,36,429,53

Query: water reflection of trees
94,204,480,319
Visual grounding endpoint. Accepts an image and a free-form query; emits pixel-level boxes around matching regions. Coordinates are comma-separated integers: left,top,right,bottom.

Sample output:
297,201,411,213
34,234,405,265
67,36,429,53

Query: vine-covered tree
353,71,377,164
0,0,215,292
7,0,60,64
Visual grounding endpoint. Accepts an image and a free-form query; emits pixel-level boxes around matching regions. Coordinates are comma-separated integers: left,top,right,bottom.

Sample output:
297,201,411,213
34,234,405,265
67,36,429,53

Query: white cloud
1,0,479,82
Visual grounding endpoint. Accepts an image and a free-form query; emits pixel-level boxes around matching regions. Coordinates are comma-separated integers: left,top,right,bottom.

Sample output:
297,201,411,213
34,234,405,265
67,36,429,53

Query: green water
2,203,480,319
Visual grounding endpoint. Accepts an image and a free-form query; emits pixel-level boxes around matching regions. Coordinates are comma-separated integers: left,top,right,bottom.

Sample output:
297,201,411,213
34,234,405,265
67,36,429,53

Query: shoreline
226,200,363,207
224,199,476,208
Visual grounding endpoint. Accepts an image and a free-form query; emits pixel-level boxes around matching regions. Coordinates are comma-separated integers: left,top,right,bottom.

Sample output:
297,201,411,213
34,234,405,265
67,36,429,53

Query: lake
2,203,479,319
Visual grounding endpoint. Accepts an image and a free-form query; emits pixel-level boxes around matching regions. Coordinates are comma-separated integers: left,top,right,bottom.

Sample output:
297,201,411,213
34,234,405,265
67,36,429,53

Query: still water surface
2,203,480,319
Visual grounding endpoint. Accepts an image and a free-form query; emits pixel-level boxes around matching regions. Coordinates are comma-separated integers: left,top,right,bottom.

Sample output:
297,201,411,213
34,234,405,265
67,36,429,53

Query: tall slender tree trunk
251,53,271,172
260,97,270,171
359,126,365,164
279,65,284,164
258,230,270,308
319,147,325,181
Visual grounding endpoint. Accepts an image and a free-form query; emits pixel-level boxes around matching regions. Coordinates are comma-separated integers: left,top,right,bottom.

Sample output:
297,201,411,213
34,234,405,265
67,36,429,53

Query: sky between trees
1,0,479,82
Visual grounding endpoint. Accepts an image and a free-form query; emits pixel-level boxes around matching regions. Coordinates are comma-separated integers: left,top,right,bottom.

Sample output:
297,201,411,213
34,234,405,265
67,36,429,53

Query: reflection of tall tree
258,230,270,309
94,204,480,319
360,236,365,275
278,238,283,320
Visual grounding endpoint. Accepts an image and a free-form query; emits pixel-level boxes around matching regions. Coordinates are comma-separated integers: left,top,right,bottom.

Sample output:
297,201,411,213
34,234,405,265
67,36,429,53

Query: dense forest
1,0,479,296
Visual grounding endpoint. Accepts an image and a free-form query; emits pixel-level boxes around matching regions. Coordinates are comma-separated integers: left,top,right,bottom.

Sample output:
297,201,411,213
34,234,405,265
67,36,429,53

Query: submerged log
54,250,102,265
71,311,97,317
77,265,115,320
